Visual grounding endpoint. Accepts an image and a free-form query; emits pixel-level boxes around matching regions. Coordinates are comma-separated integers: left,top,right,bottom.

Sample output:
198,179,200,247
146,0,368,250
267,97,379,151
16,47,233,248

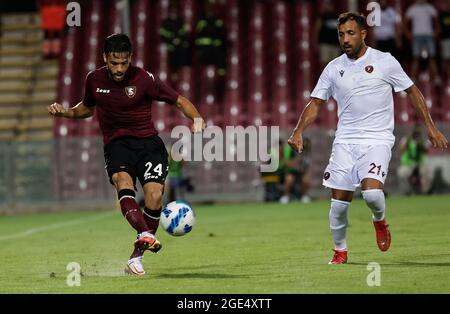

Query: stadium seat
107,0,124,34
394,91,416,125
246,1,269,127
294,1,316,126
442,82,450,122
222,0,244,127
198,65,219,126
270,1,292,129
321,100,338,130
130,0,151,70
77,0,105,137
418,74,440,122
55,26,84,137
151,0,175,132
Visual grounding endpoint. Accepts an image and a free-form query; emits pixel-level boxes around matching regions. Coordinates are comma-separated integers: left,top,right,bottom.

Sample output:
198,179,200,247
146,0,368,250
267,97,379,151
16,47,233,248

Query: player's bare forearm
288,98,324,153
405,85,448,149
292,98,324,134
175,96,201,121
48,102,94,119
405,85,435,128
175,95,205,132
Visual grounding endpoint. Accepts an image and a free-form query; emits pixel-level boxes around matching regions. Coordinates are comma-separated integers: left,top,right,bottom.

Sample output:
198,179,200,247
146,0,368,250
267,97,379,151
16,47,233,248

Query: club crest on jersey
339,70,345,77
125,86,137,98
365,65,374,73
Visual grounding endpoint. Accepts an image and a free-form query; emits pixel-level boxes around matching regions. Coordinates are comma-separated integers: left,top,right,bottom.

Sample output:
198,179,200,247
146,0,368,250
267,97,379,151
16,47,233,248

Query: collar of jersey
345,46,371,65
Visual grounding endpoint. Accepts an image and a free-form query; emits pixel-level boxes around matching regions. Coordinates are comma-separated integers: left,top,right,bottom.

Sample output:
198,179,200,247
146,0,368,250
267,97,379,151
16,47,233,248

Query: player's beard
343,41,364,59
107,68,125,82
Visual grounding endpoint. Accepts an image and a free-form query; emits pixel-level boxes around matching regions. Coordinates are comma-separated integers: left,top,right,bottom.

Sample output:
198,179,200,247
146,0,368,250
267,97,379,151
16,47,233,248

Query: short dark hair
337,12,367,30
103,33,132,55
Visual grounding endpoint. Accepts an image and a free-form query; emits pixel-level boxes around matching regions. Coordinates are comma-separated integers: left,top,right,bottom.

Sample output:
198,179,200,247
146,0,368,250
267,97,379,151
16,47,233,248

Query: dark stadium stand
1,0,447,206
52,0,450,134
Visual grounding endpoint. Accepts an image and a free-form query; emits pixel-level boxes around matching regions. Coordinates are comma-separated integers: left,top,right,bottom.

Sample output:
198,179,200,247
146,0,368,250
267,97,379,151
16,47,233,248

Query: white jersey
311,47,414,147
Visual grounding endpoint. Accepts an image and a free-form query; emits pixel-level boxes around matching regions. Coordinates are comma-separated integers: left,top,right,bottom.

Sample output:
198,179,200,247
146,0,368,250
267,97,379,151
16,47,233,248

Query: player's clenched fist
48,102,67,117
427,127,449,150
288,131,303,154
191,117,206,133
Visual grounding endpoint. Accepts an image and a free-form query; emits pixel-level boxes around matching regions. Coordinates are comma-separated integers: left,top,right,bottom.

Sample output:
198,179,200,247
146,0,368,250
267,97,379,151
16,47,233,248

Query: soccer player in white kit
288,13,448,264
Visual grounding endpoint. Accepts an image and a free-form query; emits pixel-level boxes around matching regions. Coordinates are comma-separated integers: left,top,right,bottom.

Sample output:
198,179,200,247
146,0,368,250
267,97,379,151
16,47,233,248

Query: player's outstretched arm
288,97,325,153
48,102,95,119
405,85,448,150
174,95,206,133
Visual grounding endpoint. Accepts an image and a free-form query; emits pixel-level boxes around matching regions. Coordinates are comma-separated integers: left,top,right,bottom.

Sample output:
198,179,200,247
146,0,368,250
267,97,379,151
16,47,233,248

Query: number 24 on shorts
144,162,163,180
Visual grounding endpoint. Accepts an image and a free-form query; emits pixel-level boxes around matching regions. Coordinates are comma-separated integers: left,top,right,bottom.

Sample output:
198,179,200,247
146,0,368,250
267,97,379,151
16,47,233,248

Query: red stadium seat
130,0,152,69
270,1,292,129
77,0,105,137
418,74,440,122
442,82,450,122
55,26,83,138
179,0,197,33
321,99,338,130
223,0,244,127
198,65,219,126
294,1,316,126
151,0,175,132
107,0,124,34
394,91,416,125
246,1,269,127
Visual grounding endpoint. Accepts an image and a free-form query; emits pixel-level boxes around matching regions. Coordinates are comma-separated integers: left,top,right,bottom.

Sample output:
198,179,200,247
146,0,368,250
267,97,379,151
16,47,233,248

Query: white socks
329,199,350,251
362,189,385,222
329,190,386,251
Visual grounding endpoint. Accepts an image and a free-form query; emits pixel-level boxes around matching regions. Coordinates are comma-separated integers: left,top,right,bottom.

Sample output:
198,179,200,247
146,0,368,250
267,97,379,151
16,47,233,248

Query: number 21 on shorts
368,162,386,178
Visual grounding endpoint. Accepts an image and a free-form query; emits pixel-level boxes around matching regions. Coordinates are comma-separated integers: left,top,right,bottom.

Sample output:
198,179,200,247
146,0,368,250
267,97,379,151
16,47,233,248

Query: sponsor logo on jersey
125,86,137,98
96,88,110,94
365,65,374,73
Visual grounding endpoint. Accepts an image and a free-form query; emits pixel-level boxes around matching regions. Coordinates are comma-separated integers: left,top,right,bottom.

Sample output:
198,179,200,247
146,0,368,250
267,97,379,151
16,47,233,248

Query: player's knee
145,189,162,209
362,189,384,208
112,172,133,190
330,199,349,218
329,199,350,229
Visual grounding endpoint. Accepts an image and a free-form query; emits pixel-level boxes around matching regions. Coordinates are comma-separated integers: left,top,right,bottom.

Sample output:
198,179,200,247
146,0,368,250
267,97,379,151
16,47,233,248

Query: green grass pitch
0,195,449,294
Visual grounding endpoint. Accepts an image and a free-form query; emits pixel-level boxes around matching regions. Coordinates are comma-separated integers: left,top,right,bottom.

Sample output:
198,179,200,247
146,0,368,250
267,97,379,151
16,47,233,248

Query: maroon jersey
82,65,179,144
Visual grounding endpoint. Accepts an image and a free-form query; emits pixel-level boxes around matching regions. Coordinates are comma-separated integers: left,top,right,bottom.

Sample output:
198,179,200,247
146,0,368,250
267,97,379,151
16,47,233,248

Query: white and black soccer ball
160,200,196,236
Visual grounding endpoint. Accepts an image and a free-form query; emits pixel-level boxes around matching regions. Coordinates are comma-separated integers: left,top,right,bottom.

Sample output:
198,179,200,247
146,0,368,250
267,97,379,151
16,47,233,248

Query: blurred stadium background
0,0,449,214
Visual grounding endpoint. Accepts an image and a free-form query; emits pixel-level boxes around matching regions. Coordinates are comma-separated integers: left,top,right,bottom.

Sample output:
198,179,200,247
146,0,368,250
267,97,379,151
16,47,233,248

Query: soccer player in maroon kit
48,33,205,275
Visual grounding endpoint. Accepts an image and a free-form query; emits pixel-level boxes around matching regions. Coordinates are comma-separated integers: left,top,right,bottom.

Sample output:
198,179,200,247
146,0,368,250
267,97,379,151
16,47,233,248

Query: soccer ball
160,200,196,236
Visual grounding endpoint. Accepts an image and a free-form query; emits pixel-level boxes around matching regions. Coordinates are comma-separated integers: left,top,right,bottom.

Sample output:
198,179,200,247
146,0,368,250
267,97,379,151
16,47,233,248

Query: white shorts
322,143,392,191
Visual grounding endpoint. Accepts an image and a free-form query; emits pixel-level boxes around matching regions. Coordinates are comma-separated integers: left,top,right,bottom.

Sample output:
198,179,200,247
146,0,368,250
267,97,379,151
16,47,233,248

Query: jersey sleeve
82,72,96,107
310,63,334,101
383,55,414,92
145,71,180,104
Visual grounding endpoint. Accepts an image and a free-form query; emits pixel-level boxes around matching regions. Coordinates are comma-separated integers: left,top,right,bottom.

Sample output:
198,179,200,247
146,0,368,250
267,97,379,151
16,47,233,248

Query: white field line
0,211,116,242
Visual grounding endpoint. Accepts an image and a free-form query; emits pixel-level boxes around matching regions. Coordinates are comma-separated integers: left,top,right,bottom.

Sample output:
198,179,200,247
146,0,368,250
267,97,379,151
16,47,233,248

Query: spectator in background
279,138,312,204
195,0,227,76
439,0,450,82
373,0,402,58
165,149,194,203
315,1,341,70
38,0,67,58
397,126,431,195
160,1,191,83
261,141,282,202
405,0,441,85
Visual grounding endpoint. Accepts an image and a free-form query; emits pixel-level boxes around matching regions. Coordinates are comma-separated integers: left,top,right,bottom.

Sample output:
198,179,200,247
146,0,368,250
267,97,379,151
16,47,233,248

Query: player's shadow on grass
348,262,450,267
155,273,248,279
